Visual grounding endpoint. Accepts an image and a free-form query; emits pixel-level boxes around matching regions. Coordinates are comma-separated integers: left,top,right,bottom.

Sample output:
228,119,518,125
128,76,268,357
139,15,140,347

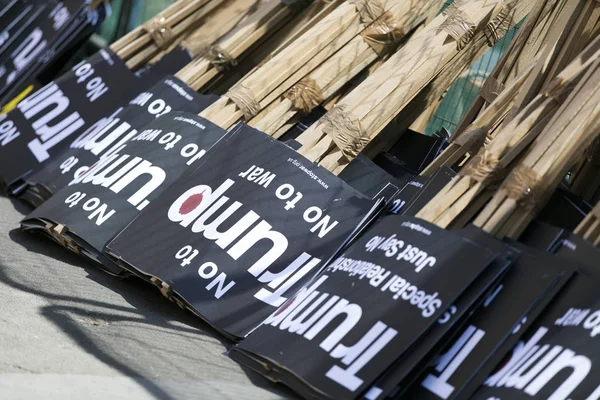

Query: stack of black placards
226,205,598,399
20,79,222,275
0,47,143,194
0,0,215,196
0,0,111,106
102,123,382,339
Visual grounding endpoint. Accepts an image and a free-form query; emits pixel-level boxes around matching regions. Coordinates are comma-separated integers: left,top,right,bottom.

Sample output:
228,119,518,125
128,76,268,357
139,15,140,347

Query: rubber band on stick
321,105,369,160
285,77,324,113
143,18,174,49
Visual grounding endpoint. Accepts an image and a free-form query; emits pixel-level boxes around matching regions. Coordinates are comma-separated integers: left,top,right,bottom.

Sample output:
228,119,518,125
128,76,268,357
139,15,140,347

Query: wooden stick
474,56,600,238
248,0,446,135
416,34,600,229
419,56,538,176
575,201,600,246
199,0,399,129
109,0,192,52
450,0,566,142
423,0,600,177
176,0,290,87
295,0,535,175
124,0,227,69
150,0,260,63
499,0,591,128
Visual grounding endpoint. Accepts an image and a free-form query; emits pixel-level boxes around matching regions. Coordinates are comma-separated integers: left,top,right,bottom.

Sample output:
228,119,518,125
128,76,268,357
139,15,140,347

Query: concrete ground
0,197,293,400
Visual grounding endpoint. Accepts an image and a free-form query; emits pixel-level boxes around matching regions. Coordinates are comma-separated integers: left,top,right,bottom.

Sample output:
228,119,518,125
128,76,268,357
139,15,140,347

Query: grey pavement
0,196,293,400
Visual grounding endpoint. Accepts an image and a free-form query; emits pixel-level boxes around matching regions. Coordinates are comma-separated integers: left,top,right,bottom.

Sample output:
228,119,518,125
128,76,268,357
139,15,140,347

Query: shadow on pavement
5,227,295,399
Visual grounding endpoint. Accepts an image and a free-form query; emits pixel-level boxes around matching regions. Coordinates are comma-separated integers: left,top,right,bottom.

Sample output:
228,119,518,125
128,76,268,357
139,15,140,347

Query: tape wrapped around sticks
143,18,174,49
321,105,369,160
361,12,405,54
47,224,81,255
207,46,238,71
227,84,261,120
480,77,505,103
349,0,385,25
503,165,544,211
284,77,324,113
484,0,516,46
462,149,505,187
151,277,173,298
437,1,476,50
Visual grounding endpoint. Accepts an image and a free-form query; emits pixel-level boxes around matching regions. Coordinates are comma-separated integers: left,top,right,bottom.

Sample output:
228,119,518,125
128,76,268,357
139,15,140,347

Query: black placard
23,5,103,86
535,187,591,230
554,232,600,276
0,1,83,100
386,176,427,215
0,48,139,187
386,166,456,217
106,125,376,339
405,234,572,400
402,167,456,216
338,154,403,199
24,109,226,248
232,215,496,399
402,227,574,400
367,248,511,400
0,1,44,59
135,47,194,81
517,220,568,252
374,130,446,177
471,273,600,400
23,76,218,198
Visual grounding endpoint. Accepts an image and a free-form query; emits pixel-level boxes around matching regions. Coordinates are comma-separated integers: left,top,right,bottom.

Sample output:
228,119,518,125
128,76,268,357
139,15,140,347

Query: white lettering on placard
70,152,166,211
421,326,485,399
19,83,85,162
7,28,47,84
0,30,10,48
64,191,116,226
50,3,71,31
364,234,437,273
389,199,406,214
555,308,591,328
0,114,21,146
174,245,236,299
65,87,182,176
238,165,276,188
73,54,113,102
167,178,324,307
326,255,443,318
263,275,397,392
484,326,592,400
239,163,341,237
21,51,117,160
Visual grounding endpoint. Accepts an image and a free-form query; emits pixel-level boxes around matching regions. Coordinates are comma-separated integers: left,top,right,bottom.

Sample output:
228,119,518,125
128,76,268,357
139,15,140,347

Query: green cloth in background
97,0,122,43
97,0,176,44
128,0,176,31
424,23,521,136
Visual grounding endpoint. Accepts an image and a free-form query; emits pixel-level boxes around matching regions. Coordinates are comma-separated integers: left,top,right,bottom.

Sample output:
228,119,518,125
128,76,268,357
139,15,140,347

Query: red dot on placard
180,191,204,215
274,296,296,316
